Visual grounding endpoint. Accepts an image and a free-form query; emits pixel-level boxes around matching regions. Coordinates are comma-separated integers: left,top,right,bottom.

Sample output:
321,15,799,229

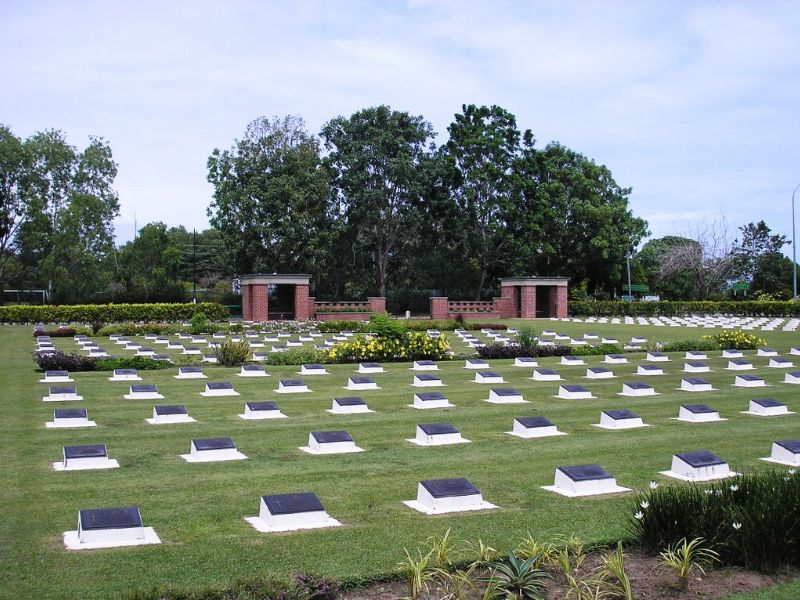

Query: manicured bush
0,302,228,324
97,323,181,337
33,327,90,337
570,344,623,356
628,470,800,573
569,300,800,318
94,357,173,371
326,333,449,363
265,347,329,366
476,344,572,359
33,350,96,372
659,339,721,353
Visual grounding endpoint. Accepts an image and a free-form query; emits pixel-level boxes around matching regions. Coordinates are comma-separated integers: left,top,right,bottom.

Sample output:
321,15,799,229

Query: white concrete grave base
506,423,566,439
181,450,247,463
238,410,287,420
660,457,739,482
52,458,119,471
46,419,96,429
63,528,160,550
403,485,497,515
760,443,800,466
146,415,196,425
542,471,630,498
245,500,341,533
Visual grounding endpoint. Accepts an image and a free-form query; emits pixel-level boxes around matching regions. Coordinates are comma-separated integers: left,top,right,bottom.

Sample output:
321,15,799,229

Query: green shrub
569,300,800,318
0,302,228,324
265,347,329,366
34,350,97,372
213,339,250,367
367,312,407,339
660,339,721,353
628,470,800,573
33,327,91,337
94,357,173,371
571,344,623,356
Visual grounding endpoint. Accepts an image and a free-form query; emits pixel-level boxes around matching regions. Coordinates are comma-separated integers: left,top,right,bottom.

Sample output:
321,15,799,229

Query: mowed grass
1,320,799,599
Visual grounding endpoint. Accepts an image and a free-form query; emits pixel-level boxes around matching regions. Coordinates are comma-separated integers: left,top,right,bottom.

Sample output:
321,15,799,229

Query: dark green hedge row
0,302,228,324
568,300,800,317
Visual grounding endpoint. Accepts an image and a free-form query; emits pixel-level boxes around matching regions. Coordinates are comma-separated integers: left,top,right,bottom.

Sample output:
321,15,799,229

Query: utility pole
793,184,799,301
192,228,197,304
626,252,633,302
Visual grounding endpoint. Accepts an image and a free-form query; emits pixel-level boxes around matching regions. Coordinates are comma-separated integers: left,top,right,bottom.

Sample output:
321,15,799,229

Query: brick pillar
430,297,449,320
294,284,311,320
250,284,269,322
520,285,537,319
554,286,568,318
242,284,252,321
308,296,316,320
368,297,386,314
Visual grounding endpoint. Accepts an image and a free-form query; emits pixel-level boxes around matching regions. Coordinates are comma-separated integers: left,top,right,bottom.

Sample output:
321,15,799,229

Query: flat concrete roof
500,276,568,286
241,274,311,285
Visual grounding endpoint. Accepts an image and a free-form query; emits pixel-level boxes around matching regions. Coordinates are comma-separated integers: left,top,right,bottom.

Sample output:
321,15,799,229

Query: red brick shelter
430,276,569,320
241,274,385,322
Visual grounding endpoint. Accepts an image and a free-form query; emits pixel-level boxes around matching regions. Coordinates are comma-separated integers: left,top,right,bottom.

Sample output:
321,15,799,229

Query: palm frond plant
485,550,552,600
659,537,719,590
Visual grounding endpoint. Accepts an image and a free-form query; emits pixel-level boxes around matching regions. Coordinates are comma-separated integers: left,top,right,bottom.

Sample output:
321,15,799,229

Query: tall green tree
207,115,333,278
321,105,435,297
8,129,119,302
732,220,788,282
508,139,648,295
635,236,698,299
0,125,33,286
442,105,520,298
117,222,184,301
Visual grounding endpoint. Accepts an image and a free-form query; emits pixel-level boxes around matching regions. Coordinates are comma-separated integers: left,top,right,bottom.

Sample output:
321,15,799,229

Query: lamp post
794,183,800,302
626,252,633,302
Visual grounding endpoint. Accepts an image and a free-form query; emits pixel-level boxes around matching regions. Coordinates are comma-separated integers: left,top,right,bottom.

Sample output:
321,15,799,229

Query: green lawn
2,320,799,599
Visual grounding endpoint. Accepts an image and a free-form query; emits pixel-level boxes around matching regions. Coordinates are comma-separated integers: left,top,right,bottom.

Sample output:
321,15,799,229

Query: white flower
634,511,644,520
640,501,649,509
732,522,742,530
789,469,796,475
730,485,739,491
704,489,713,495
715,490,723,496
649,481,659,489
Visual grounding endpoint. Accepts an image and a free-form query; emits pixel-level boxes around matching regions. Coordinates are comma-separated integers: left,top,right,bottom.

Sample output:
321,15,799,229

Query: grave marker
742,398,791,417
507,416,566,439
147,404,195,424
182,437,247,462
245,492,341,532
63,506,161,550
403,478,497,514
47,408,96,429
761,439,800,466
301,430,363,454
409,391,454,409
661,450,738,482
543,464,630,497
595,409,646,430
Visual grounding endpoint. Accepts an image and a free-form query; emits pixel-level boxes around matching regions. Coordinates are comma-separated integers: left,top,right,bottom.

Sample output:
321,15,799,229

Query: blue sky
2,0,799,249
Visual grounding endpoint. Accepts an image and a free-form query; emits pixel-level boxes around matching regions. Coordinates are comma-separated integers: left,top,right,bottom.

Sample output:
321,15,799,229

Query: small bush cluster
97,323,184,337
571,343,623,356
121,572,339,600
34,350,96,372
327,333,449,363
33,327,89,337
569,300,800,317
628,470,800,573
705,330,767,350
0,302,228,324
660,338,721,352
477,343,572,359
265,347,329,366
94,357,173,371
33,350,173,372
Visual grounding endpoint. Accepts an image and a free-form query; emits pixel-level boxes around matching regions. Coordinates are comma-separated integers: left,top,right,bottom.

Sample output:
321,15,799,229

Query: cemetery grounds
1,319,799,599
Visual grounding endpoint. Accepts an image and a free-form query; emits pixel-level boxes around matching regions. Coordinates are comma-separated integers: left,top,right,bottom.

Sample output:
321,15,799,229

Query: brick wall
494,296,515,318
242,284,252,321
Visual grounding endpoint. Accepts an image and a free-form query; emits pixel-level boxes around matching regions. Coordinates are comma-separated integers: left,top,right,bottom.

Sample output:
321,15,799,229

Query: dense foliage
326,333,449,363
568,300,800,317
0,302,227,323
33,350,172,372
207,106,647,308
212,339,250,367
629,470,800,573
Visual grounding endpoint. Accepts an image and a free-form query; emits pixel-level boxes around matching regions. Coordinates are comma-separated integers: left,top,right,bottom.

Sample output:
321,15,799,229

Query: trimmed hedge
0,302,228,324
569,300,800,317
